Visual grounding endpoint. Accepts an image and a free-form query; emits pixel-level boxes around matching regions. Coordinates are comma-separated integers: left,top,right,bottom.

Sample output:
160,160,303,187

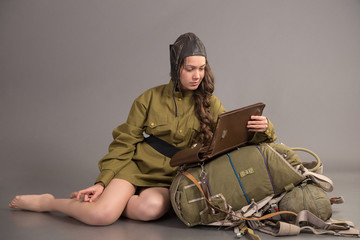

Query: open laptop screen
204,102,265,158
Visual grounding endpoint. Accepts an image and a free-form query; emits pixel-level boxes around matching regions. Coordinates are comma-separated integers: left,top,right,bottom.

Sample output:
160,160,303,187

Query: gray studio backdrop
1,0,359,195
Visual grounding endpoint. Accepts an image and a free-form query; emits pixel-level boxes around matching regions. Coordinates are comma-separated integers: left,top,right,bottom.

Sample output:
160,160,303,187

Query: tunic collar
166,79,194,99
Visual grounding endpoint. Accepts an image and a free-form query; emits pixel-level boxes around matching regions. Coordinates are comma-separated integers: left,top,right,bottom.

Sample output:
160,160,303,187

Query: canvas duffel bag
170,142,360,239
170,142,308,227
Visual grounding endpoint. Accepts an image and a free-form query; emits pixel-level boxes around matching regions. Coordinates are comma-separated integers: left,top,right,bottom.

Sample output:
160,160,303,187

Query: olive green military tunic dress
95,80,276,187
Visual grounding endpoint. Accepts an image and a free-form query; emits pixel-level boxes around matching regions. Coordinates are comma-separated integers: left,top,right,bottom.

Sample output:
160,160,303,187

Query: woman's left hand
247,115,268,132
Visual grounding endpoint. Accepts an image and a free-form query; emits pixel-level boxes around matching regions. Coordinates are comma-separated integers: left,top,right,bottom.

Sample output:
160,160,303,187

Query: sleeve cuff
249,118,277,144
95,169,115,187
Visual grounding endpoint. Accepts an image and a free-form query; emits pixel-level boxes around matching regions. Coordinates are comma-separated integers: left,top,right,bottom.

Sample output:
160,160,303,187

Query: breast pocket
144,117,170,136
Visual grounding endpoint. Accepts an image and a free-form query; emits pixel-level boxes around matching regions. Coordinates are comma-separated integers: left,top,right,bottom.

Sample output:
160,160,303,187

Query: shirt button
178,98,182,101
150,122,155,127
179,129,183,134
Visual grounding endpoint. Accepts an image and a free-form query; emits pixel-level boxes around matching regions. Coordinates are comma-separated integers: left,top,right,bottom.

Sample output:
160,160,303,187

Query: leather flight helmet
169,32,207,87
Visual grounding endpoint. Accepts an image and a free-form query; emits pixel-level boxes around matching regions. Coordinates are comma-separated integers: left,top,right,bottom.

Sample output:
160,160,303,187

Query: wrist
95,182,105,188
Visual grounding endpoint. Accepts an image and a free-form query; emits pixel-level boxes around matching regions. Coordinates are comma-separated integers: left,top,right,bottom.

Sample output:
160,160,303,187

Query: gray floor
1,169,359,240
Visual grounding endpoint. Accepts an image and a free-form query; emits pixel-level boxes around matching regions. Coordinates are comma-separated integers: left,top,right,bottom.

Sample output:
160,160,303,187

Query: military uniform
95,80,276,187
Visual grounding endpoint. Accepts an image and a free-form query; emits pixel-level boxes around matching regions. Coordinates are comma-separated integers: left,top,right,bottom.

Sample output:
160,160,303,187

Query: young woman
9,33,276,225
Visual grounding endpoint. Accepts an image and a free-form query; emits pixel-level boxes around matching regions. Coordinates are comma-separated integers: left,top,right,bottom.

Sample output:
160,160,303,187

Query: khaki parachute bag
170,143,359,239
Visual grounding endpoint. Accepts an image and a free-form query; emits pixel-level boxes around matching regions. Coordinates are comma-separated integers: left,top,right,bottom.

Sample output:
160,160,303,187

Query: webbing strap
302,168,334,192
326,218,355,228
258,210,360,237
240,195,274,217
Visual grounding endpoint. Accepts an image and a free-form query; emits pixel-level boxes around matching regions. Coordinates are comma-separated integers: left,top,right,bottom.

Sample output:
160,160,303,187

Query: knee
86,207,119,226
136,195,170,221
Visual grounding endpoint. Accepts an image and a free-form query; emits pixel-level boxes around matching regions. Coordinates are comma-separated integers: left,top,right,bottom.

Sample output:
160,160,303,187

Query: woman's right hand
70,182,105,203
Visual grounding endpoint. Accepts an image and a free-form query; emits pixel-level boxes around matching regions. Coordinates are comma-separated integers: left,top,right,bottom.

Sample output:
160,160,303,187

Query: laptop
170,102,266,167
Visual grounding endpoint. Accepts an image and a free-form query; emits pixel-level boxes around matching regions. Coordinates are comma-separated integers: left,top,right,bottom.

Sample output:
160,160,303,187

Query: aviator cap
170,33,207,84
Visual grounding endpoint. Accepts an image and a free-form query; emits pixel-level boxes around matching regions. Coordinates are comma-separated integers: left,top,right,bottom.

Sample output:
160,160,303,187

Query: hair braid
193,61,215,145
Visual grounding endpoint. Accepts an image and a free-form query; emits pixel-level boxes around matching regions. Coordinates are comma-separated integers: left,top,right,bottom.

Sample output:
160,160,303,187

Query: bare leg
9,179,136,226
123,187,170,221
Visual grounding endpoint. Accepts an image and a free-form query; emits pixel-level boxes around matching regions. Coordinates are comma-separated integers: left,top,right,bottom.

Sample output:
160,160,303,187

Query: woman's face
179,56,206,91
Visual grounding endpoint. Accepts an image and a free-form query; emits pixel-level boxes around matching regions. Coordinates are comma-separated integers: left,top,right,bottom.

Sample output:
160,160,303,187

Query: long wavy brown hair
170,33,215,146
192,61,215,146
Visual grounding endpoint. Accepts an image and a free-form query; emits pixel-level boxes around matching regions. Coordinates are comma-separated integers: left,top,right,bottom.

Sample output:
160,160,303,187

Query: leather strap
144,135,180,158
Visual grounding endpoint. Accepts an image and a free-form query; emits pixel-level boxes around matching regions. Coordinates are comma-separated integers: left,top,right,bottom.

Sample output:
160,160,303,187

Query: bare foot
9,194,55,212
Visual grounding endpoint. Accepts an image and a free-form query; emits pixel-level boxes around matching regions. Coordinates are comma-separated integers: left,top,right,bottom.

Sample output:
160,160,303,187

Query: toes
9,195,23,208
9,199,17,208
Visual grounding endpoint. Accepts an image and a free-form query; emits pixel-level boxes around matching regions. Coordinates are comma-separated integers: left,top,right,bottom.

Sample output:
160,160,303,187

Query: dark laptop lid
204,102,266,158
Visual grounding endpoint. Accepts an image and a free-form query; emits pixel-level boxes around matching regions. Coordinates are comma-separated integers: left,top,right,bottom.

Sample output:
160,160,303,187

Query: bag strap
289,146,334,192
297,210,359,237
257,221,301,236
144,135,180,158
301,167,334,192
256,210,360,237
291,147,322,172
